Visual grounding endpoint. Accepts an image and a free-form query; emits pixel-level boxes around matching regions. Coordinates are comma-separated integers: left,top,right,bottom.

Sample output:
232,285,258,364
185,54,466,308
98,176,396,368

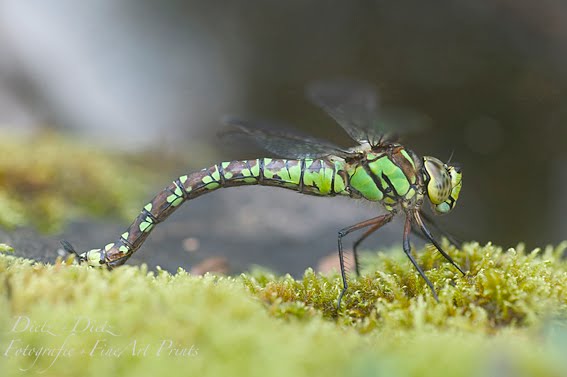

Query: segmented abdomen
97,158,350,267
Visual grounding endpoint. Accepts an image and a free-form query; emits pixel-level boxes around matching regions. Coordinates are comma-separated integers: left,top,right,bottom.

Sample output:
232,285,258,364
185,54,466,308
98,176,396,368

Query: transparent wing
307,79,381,144
220,116,358,159
307,79,427,145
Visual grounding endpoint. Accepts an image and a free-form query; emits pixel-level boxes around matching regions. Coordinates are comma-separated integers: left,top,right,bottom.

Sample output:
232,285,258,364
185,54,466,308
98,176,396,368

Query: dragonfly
62,79,465,309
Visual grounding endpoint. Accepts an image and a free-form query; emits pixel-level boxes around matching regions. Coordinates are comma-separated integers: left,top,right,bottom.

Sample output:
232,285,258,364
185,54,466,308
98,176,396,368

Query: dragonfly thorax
422,156,462,215
349,141,373,154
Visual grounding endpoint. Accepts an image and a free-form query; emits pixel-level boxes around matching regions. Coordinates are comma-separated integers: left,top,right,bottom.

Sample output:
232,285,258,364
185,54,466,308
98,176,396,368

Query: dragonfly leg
352,214,394,276
413,211,466,276
336,213,394,310
403,215,439,302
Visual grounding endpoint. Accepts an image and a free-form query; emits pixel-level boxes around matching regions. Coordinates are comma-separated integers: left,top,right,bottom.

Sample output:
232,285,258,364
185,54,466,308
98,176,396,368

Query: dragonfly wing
307,79,383,145
220,116,358,159
307,79,428,145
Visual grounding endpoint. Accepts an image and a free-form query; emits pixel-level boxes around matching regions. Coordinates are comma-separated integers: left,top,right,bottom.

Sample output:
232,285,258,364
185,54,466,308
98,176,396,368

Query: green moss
0,132,159,232
0,241,566,377
0,244,14,253
243,241,567,331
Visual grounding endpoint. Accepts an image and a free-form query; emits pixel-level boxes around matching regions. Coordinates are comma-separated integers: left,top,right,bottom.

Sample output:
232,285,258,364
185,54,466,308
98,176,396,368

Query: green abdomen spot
302,160,336,195
349,166,383,201
263,159,301,189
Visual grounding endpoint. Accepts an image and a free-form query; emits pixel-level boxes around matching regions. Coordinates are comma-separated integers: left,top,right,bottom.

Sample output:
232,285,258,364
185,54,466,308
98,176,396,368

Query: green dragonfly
62,79,465,308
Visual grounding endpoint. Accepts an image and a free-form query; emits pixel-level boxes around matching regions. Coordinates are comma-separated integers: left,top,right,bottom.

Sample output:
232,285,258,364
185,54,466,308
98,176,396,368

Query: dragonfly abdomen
185,158,351,197
95,157,351,267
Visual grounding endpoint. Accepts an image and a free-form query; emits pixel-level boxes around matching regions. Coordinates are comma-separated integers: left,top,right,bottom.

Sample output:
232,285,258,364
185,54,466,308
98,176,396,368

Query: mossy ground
0,241,566,377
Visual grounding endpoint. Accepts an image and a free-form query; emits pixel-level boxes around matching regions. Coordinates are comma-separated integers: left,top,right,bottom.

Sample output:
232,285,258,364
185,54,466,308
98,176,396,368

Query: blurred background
0,0,565,275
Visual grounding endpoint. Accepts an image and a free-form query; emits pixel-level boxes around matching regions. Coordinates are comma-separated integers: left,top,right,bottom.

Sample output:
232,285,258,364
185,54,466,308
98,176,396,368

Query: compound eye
423,157,451,205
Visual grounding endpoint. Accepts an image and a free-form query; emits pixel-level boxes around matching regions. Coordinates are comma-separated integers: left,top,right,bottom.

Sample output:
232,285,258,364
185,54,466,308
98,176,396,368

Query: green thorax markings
348,165,384,201
346,146,419,204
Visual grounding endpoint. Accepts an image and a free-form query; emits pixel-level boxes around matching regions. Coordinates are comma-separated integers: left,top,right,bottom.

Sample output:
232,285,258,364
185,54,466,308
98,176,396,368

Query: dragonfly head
422,156,462,215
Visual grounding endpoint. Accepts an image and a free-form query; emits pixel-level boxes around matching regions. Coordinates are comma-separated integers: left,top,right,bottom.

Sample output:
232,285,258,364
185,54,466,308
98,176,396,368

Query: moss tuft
0,241,566,377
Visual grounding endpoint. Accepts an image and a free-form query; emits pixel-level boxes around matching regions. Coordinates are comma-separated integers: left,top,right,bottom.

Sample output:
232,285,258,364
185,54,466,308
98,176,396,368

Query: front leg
402,215,439,302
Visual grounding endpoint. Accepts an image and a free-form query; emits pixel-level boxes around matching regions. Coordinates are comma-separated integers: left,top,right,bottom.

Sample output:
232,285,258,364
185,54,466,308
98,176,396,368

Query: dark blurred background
0,1,565,274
